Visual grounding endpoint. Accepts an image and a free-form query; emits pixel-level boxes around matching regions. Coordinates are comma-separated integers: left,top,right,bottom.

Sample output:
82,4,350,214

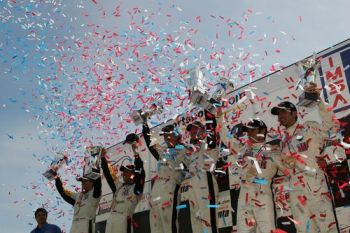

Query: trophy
185,67,210,107
43,152,68,181
212,76,234,100
185,67,236,112
205,76,234,112
296,54,321,107
202,97,221,113
83,146,102,180
131,103,163,125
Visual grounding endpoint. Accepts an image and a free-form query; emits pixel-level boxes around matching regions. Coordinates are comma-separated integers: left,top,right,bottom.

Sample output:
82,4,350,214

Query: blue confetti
175,144,185,150
306,219,311,232
176,204,187,209
253,178,268,185
207,204,220,208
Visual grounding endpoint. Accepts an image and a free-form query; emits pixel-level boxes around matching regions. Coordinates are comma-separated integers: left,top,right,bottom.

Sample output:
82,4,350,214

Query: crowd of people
32,86,346,233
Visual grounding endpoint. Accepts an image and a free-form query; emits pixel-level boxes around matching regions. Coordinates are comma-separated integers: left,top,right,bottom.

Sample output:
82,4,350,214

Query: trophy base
204,98,221,113
84,172,101,180
131,110,143,126
297,92,319,107
43,169,57,181
190,89,208,107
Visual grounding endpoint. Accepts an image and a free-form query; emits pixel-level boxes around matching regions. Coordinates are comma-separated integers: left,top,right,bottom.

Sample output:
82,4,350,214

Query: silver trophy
43,152,67,181
83,146,102,180
212,76,235,100
206,76,235,112
185,67,210,107
296,54,320,107
131,103,163,125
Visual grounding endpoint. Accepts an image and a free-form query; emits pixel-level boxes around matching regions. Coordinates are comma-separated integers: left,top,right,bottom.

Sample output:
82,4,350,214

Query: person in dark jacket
30,208,61,233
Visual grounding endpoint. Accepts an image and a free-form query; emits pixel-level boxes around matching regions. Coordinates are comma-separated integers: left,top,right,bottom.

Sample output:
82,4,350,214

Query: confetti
176,204,187,209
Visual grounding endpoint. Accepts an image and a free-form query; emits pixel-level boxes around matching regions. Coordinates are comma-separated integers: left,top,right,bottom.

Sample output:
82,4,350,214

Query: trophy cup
131,103,163,125
212,76,235,100
296,54,321,107
206,76,234,112
83,146,102,180
43,152,67,181
185,67,210,107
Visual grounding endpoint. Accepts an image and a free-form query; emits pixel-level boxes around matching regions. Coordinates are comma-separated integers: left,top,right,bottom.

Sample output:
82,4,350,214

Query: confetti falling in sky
0,0,299,230
1,1,293,154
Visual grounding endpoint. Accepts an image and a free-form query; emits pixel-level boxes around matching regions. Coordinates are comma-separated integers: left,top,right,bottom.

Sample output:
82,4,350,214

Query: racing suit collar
285,121,298,135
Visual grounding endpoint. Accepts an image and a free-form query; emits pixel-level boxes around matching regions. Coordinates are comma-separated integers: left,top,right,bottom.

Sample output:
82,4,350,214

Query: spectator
30,208,61,233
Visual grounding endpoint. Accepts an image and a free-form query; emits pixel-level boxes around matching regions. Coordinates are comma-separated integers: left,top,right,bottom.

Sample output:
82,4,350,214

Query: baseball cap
120,164,135,172
271,101,297,115
186,121,205,131
76,167,100,182
160,124,175,135
242,119,267,131
123,133,139,144
76,176,94,182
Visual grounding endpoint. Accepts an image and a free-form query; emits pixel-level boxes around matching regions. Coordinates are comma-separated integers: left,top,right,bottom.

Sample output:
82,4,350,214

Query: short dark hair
34,208,48,217
242,119,268,139
186,121,205,132
161,124,175,133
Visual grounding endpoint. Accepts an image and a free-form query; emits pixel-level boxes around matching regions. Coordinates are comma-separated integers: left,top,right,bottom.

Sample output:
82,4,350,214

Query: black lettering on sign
297,142,308,152
180,185,190,193
218,210,229,218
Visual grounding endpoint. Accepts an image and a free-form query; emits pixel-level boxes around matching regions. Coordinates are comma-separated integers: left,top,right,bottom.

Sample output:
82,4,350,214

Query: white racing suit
217,113,281,233
236,142,282,233
142,123,190,233
178,111,220,233
272,171,296,232
179,143,219,233
280,101,340,233
101,156,145,233
55,177,101,233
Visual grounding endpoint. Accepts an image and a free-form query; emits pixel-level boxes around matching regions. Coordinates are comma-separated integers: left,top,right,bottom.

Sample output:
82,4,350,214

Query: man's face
122,170,134,184
276,109,297,128
188,127,205,142
163,132,178,147
81,179,94,193
35,211,47,226
246,128,265,142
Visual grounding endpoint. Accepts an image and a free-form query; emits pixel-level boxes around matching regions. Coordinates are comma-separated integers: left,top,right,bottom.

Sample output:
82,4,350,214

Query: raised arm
92,175,102,198
317,101,338,131
142,122,161,161
216,111,243,155
101,155,117,194
133,153,145,196
55,176,76,206
205,110,218,149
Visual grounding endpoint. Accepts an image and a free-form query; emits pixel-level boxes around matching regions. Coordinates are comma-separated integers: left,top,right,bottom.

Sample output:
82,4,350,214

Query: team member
142,119,190,233
30,208,61,233
271,98,339,233
178,110,219,233
101,134,145,233
218,110,283,232
236,120,283,233
54,164,101,233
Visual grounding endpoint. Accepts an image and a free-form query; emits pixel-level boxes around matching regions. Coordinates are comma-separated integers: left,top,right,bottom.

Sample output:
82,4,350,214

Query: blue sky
1,0,350,232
